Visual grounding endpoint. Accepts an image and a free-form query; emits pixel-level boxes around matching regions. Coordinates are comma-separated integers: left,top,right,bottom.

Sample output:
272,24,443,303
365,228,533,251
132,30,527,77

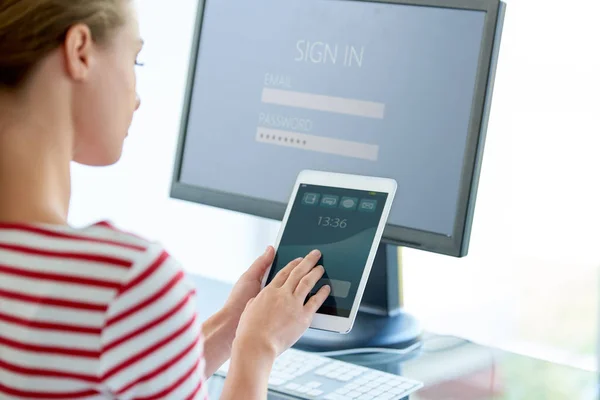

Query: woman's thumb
245,298,255,310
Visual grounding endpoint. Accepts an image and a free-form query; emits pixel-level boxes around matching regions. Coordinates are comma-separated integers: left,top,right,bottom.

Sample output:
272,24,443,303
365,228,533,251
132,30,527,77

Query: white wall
403,0,600,364
69,0,600,362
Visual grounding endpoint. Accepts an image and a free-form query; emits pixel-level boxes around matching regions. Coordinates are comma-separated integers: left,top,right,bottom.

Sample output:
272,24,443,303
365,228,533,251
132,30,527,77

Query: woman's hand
223,246,275,327
233,249,331,358
220,250,330,400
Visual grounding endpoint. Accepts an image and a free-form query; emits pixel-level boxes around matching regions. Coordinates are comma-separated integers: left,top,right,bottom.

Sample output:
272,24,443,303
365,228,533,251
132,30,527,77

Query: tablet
262,170,397,334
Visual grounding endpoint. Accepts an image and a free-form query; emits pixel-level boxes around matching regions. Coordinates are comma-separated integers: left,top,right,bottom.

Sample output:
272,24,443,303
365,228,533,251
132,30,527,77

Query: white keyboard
216,348,423,399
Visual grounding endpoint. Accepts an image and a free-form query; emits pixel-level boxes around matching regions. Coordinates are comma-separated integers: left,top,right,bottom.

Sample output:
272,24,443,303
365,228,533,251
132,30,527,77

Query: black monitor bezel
170,0,504,257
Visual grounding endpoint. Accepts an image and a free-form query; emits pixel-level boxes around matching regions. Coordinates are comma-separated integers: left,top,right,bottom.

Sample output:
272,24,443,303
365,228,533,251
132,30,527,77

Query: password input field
261,88,386,119
256,127,379,161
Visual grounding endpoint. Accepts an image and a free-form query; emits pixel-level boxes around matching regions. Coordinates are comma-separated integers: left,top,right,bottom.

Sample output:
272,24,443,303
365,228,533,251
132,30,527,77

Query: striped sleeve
99,243,208,400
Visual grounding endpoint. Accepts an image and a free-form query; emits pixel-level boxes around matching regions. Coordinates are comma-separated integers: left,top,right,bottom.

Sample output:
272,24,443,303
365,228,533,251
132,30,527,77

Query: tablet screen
266,184,389,317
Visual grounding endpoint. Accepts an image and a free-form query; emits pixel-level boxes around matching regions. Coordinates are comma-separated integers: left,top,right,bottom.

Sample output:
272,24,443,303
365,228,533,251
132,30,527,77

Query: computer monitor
171,0,505,349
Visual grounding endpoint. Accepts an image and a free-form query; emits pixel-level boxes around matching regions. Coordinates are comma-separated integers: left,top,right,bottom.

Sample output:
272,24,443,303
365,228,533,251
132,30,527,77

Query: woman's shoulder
81,220,155,251
0,219,150,249
0,219,176,272
80,221,183,275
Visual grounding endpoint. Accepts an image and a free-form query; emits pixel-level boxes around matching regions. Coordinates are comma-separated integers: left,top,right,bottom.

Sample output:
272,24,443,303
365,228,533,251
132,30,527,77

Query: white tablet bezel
261,170,397,334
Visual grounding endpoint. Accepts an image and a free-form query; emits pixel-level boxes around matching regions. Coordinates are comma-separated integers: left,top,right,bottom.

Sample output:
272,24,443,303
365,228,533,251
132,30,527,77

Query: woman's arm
201,308,238,377
202,246,276,376
219,338,276,400
217,250,330,400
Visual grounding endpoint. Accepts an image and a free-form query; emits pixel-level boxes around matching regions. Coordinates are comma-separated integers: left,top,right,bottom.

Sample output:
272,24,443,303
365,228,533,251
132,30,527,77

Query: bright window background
69,0,600,369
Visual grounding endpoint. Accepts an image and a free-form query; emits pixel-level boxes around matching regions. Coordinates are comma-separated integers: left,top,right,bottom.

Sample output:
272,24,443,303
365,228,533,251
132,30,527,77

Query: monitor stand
293,244,422,352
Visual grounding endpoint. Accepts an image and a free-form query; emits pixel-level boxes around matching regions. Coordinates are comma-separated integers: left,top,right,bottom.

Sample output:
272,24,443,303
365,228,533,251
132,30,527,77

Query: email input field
261,88,386,119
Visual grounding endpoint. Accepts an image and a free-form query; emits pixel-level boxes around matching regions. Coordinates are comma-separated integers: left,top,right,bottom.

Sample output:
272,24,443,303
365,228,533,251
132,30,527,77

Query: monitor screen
173,0,503,256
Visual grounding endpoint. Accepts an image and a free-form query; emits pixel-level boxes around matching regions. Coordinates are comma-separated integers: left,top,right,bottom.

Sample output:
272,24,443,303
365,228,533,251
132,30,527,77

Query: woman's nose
135,94,141,111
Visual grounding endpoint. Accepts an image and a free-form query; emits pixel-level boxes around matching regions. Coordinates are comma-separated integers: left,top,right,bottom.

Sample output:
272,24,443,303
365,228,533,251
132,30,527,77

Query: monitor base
293,309,422,352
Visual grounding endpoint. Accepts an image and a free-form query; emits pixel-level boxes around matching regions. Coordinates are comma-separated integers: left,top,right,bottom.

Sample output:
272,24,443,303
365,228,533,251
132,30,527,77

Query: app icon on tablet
359,199,378,212
302,193,320,205
340,197,358,210
320,195,339,208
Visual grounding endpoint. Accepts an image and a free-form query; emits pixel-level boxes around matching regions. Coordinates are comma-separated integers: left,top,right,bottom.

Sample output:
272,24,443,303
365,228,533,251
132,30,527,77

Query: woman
0,0,330,399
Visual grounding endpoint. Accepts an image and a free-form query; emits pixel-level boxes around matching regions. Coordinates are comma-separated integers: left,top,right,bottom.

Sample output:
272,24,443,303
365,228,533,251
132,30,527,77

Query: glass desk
190,275,597,399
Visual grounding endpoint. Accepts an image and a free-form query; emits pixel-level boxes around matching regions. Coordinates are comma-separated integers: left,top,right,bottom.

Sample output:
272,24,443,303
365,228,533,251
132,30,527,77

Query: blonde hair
0,0,127,89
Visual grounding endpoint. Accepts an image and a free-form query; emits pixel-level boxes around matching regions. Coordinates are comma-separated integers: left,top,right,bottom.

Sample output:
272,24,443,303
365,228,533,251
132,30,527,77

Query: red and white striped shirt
0,221,208,400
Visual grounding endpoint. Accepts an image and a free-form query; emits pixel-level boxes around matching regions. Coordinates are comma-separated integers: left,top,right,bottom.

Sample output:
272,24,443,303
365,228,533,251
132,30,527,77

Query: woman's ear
63,23,94,82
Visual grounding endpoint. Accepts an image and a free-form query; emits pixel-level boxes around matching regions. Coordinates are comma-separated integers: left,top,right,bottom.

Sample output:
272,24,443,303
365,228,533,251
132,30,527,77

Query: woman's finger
283,250,321,291
245,246,275,281
304,285,331,314
270,257,303,287
294,265,325,299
